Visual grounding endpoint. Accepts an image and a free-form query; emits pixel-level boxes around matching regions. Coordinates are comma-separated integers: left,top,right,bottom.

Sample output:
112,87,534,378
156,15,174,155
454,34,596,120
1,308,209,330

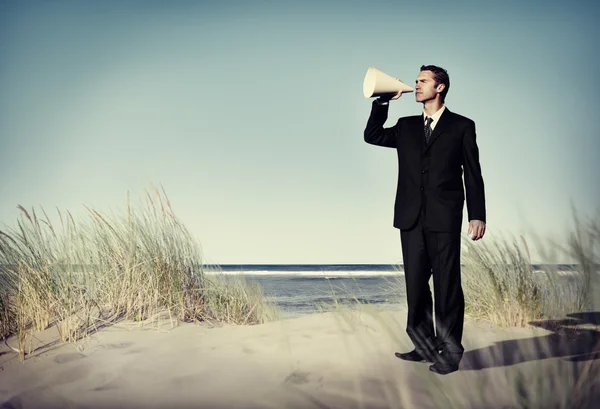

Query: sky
1,0,599,265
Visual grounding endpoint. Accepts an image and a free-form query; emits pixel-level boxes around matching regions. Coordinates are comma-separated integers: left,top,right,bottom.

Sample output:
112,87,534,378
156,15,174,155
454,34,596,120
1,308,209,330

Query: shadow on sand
461,312,600,371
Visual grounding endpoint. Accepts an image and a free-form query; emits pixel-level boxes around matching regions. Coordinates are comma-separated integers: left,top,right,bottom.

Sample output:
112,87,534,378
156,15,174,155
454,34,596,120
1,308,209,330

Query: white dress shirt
423,105,446,131
375,100,447,132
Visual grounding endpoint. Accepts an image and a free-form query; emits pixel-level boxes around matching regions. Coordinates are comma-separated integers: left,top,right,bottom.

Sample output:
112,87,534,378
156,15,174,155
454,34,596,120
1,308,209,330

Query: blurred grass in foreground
322,207,599,409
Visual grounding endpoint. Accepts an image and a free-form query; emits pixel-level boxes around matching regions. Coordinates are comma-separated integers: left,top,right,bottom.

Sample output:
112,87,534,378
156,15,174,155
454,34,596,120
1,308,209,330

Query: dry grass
318,207,599,408
461,234,545,327
202,272,281,324
0,184,279,360
311,207,597,330
461,208,598,328
321,301,599,409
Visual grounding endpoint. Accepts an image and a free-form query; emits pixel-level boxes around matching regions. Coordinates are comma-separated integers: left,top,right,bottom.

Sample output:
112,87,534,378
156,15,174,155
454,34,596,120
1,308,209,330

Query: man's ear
436,83,445,94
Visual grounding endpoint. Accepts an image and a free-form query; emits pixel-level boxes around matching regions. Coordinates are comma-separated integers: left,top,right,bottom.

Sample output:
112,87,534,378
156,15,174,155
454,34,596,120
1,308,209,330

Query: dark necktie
424,117,433,145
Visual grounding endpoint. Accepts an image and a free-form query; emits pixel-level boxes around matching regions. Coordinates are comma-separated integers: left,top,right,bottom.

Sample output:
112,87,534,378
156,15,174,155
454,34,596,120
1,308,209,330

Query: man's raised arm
364,93,403,148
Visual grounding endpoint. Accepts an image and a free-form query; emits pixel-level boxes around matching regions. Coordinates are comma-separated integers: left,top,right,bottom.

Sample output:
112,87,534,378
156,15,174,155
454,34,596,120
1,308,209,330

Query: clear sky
1,0,598,264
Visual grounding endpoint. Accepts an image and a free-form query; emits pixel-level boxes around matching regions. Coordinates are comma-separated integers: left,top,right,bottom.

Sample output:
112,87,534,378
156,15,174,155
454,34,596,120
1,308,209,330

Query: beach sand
1,307,598,409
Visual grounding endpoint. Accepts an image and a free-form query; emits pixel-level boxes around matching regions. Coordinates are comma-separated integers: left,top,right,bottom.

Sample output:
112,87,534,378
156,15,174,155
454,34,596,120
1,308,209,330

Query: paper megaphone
362,66,414,98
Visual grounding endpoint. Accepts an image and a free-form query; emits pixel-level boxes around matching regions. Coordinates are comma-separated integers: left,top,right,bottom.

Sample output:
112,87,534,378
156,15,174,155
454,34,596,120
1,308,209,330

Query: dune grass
0,196,597,407
0,185,279,360
320,207,600,409
461,208,598,328
311,273,404,316
461,234,545,327
201,272,281,324
322,303,599,409
305,207,598,408
314,207,597,330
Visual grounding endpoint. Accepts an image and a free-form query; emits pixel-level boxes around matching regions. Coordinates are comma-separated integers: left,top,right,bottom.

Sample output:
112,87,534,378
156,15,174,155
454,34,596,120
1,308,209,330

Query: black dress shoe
395,349,434,363
428,351,461,375
428,361,459,374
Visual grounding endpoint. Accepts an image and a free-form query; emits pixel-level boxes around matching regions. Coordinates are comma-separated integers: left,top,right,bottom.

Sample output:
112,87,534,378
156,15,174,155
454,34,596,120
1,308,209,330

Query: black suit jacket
364,100,486,232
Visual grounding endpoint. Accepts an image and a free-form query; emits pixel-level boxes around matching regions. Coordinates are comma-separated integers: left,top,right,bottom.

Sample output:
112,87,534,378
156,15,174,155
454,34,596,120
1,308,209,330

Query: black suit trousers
400,207,465,356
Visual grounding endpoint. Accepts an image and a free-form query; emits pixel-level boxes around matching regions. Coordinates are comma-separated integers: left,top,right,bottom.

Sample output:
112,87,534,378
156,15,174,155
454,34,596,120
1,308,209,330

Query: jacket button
421,170,426,174
420,187,424,191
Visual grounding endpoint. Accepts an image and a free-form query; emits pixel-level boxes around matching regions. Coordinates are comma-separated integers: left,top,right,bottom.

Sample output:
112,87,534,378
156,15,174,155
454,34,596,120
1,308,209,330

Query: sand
1,307,598,409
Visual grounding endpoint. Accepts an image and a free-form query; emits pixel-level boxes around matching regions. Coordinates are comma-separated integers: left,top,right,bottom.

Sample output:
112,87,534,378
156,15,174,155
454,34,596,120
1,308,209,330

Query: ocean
204,264,407,318
202,263,581,318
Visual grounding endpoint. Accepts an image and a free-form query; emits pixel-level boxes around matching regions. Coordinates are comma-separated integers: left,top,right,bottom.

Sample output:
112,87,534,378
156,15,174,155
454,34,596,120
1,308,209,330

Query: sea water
203,264,582,318
204,264,407,318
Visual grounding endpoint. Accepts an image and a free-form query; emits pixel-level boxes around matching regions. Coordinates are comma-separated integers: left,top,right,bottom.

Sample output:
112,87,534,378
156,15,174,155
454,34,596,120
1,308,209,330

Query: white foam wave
204,268,584,277
204,270,404,277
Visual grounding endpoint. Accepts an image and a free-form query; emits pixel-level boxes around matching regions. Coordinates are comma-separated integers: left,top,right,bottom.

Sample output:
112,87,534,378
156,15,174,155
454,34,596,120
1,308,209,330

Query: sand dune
1,308,598,409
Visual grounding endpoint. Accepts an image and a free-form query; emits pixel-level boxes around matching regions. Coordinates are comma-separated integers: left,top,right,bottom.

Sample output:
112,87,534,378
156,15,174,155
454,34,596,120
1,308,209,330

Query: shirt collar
423,105,446,124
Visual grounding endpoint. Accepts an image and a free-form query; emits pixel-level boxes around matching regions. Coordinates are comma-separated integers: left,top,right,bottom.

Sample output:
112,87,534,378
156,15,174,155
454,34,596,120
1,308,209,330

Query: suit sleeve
364,100,400,148
462,120,486,223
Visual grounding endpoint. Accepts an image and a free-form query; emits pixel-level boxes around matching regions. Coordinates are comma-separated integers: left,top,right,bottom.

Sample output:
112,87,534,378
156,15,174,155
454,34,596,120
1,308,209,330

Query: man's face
415,70,441,103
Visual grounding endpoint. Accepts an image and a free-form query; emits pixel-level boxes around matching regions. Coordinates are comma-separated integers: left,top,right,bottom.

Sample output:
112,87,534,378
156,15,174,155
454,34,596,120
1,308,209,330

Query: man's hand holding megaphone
377,83,405,105
362,67,414,105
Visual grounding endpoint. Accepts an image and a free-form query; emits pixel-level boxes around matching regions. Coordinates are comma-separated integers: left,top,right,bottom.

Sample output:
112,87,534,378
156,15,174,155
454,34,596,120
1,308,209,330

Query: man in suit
364,65,486,375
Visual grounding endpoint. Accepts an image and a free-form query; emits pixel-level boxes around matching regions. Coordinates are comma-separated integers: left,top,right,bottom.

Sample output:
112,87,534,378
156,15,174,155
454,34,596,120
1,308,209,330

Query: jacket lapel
424,108,452,153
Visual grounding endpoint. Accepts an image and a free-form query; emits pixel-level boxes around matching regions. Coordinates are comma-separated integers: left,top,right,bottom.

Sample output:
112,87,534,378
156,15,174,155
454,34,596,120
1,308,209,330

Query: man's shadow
461,312,600,370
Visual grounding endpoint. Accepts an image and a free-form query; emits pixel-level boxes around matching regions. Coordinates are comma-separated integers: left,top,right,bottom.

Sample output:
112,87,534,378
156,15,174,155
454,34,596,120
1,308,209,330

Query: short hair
420,65,450,103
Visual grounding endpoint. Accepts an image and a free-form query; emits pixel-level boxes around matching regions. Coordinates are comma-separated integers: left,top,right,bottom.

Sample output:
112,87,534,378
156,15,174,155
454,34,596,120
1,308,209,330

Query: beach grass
461,207,598,328
461,234,545,327
201,272,281,324
0,185,279,360
307,273,406,322
326,304,599,409
314,207,597,330
0,194,598,408
321,206,600,408
304,206,599,408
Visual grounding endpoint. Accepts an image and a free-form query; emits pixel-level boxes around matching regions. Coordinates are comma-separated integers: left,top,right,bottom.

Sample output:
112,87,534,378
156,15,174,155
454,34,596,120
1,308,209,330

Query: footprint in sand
104,342,134,350
91,373,128,391
54,352,86,364
284,371,310,385
93,379,122,392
